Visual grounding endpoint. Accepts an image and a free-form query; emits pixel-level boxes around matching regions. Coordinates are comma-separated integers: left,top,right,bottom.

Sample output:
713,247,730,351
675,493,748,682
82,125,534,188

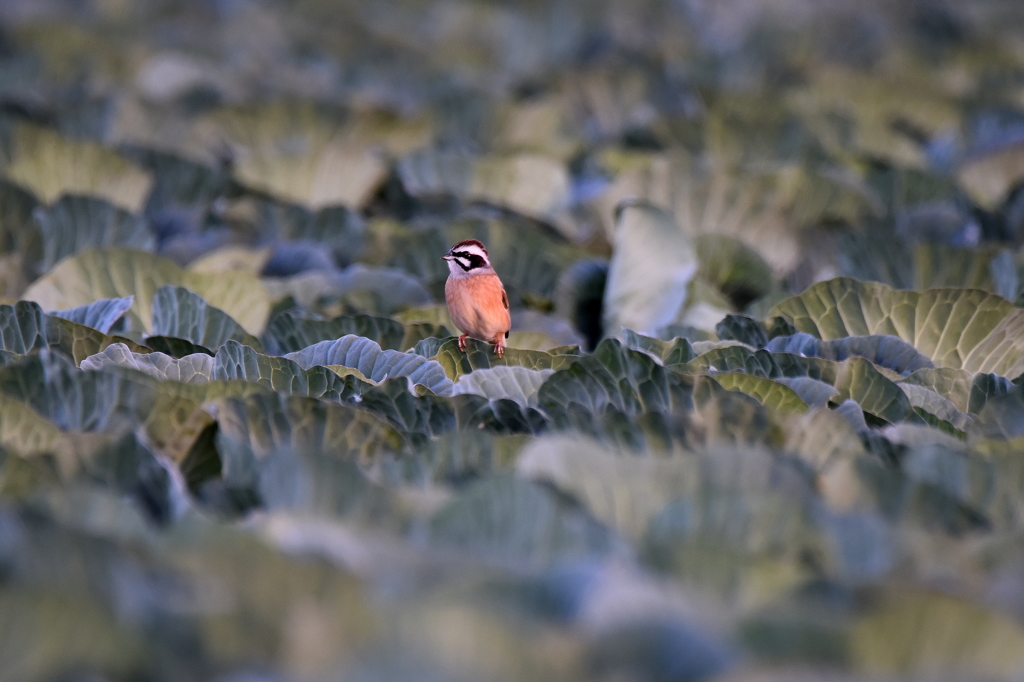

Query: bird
442,239,511,358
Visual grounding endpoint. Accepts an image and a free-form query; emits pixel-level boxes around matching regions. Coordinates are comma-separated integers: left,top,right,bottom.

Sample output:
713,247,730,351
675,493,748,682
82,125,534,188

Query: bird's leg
492,332,505,358
458,334,468,353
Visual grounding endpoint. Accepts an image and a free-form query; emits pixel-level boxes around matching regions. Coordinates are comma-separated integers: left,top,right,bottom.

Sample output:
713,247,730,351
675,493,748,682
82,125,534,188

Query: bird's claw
457,334,468,353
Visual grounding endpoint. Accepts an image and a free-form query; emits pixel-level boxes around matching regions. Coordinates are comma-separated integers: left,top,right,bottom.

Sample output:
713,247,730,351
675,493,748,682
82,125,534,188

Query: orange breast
445,273,511,341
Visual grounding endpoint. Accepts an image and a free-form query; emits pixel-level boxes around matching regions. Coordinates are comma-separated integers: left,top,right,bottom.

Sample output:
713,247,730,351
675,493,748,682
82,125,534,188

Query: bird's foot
493,336,505,358
457,334,468,353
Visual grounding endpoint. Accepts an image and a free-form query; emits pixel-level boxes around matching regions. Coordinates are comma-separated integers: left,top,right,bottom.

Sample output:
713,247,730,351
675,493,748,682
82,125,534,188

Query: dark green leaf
212,340,360,401
537,339,696,424
621,329,696,366
715,314,769,348
142,336,214,358
34,195,155,273
213,392,404,494
151,285,264,352
766,333,934,375
262,309,447,354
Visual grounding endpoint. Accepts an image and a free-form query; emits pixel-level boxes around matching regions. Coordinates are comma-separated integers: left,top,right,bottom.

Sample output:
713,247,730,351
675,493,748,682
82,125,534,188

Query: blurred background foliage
3,0,1024,680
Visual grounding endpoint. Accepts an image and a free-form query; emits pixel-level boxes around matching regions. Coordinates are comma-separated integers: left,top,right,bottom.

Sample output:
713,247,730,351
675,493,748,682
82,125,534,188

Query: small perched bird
442,239,510,357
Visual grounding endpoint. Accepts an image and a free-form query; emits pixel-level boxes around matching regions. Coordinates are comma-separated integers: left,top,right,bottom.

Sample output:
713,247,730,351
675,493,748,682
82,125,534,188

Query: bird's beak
441,254,454,261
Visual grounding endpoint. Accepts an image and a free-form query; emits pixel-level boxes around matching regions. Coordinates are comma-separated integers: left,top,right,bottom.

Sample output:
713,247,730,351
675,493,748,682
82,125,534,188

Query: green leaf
151,285,264,353
399,149,571,225
451,366,554,407
691,339,755,356
715,314,768,348
353,378,459,438
711,373,808,413
0,300,149,365
695,234,775,309
537,338,696,422
899,368,973,413
0,588,148,680
212,340,358,402
81,343,213,383
956,141,1024,210
0,351,157,432
258,201,365,262
23,248,270,336
764,316,798,339
0,300,48,353
470,153,571,223
413,430,528,484
256,446,389,518
411,336,450,358
769,277,1024,375
520,435,813,568
898,383,972,432
354,378,545,443
0,179,41,261
3,123,153,212
434,337,580,381
428,475,617,568
900,441,991,516
284,335,454,395
323,365,375,384
683,346,793,378
969,373,1014,415
0,392,86,460
262,310,447,355
683,346,912,423
775,377,840,408
142,336,213,358
33,195,154,273
971,386,1024,441
832,357,914,424
262,265,432,315
621,329,696,366
263,310,402,355
212,392,403,493
765,333,935,375
194,102,388,209
852,591,1024,676
0,445,60,499
517,435,698,542
119,145,229,211
914,244,1018,301
603,201,697,335
48,296,133,335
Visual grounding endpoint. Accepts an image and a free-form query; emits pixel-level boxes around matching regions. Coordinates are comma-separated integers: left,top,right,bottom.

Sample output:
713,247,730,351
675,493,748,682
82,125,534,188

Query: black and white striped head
442,239,492,277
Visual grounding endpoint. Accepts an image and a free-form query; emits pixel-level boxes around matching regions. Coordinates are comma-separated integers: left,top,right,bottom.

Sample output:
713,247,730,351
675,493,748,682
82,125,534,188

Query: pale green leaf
80,343,213,384
23,248,270,335
603,201,697,335
711,372,809,413
852,592,1024,677
451,366,554,407
769,278,1024,376
4,123,152,212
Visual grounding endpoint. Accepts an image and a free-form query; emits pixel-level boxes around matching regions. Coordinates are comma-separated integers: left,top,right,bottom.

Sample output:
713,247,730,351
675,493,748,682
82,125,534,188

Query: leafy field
2,0,1024,680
